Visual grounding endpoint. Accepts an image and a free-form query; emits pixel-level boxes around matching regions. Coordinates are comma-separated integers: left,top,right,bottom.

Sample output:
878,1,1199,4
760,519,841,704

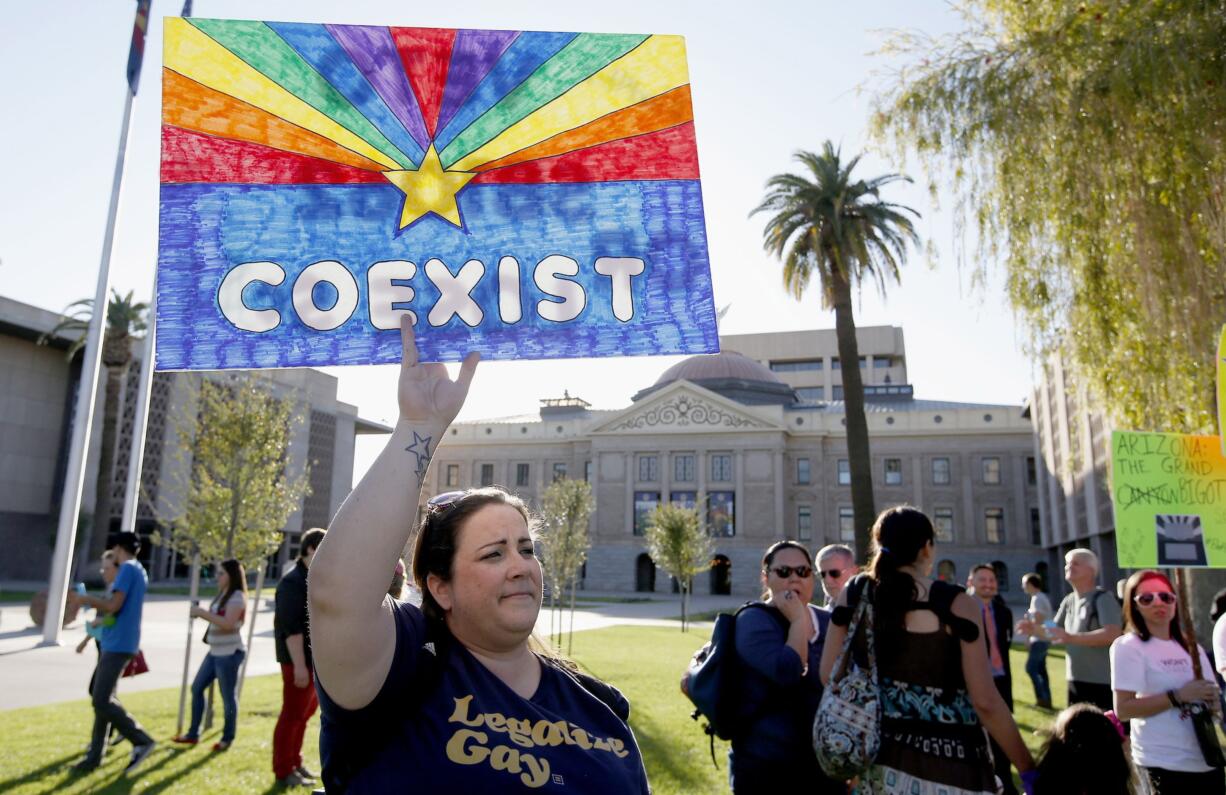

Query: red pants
272,663,319,778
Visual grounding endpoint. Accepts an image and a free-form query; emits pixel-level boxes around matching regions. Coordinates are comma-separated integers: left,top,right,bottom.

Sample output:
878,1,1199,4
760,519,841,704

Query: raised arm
309,318,477,709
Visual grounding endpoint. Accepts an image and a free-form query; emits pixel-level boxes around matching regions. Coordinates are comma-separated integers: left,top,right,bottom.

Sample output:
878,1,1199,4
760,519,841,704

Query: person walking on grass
68,531,156,775
273,528,325,789
173,558,248,751
1020,572,1054,710
1019,548,1121,711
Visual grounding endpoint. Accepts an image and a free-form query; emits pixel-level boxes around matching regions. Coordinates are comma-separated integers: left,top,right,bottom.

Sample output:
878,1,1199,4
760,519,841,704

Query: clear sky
0,1,1037,484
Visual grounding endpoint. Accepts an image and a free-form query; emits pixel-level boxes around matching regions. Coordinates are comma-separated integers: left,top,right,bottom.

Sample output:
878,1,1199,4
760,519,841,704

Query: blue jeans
1026,641,1052,704
188,649,245,743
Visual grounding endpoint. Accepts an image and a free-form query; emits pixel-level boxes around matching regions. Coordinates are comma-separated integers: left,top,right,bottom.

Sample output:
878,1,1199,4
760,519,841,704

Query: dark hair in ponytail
868,506,935,653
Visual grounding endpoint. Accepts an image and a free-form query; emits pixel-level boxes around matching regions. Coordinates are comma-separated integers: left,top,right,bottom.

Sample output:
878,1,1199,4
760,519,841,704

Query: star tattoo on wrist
405,431,433,480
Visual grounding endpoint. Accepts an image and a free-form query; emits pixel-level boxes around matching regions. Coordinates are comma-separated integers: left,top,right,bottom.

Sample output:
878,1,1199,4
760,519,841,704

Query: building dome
633,350,797,405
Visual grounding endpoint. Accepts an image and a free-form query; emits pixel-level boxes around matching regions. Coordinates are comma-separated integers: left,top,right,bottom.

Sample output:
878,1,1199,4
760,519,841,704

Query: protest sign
1112,431,1226,568
156,19,717,370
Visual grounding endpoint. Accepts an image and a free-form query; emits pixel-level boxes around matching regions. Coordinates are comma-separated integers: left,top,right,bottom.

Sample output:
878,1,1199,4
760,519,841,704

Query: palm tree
41,290,148,574
751,142,919,560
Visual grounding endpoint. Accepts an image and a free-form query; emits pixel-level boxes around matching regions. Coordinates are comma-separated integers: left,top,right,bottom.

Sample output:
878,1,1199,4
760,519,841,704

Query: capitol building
423,326,1044,601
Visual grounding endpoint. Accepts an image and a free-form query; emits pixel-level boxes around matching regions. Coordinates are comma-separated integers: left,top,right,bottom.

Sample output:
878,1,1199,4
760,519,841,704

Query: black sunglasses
768,565,813,579
427,490,466,512
820,568,846,580
1135,591,1176,607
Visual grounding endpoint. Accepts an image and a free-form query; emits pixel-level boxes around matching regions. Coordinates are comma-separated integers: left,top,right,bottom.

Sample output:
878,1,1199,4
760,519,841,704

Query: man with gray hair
814,544,856,607
1019,548,1121,710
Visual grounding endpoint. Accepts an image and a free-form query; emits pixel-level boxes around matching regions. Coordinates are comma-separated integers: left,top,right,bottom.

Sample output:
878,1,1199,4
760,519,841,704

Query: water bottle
73,582,86,596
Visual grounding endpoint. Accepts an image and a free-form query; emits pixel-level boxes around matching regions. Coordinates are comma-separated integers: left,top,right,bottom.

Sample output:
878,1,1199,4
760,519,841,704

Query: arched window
1035,561,1050,592
937,560,957,583
709,554,732,595
635,553,656,593
992,561,1010,592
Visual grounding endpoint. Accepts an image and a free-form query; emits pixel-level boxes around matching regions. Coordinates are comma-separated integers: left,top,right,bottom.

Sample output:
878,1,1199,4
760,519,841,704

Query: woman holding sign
1110,570,1225,793
308,318,650,794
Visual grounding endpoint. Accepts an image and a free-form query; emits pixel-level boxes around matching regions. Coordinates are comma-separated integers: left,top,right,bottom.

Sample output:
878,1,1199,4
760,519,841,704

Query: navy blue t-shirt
318,600,651,794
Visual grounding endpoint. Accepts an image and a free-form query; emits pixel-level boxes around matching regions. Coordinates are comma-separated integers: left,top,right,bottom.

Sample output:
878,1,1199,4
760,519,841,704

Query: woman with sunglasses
308,319,650,794
729,541,841,793
1110,570,1224,793
820,506,1035,794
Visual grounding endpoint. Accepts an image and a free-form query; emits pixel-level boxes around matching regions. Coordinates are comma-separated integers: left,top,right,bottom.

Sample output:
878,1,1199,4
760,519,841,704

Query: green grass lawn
0,629,1073,794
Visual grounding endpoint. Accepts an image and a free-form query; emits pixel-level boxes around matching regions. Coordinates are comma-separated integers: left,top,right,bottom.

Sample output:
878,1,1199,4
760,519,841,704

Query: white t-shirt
1026,592,1054,644
1213,614,1226,678
1110,633,1215,772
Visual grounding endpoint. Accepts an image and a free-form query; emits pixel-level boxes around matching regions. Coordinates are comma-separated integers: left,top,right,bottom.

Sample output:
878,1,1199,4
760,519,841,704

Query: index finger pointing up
400,314,418,368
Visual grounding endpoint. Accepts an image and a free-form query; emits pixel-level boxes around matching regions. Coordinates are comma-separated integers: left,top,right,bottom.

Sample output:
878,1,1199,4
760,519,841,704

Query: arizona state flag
157,19,718,370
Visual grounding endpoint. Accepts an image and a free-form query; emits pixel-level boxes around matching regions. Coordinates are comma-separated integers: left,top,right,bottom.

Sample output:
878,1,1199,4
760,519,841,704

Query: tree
751,143,920,560
644,504,712,632
154,374,309,567
538,478,594,654
870,0,1226,435
41,289,148,574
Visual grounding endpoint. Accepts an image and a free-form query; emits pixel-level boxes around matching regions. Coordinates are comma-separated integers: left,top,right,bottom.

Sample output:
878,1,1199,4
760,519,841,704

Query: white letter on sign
594,257,644,322
426,258,485,327
293,260,359,331
218,261,285,333
534,255,585,323
368,260,417,329
498,256,522,324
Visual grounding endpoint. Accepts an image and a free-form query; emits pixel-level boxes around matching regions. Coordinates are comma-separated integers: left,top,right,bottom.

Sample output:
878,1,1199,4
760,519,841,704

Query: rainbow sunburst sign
156,19,718,370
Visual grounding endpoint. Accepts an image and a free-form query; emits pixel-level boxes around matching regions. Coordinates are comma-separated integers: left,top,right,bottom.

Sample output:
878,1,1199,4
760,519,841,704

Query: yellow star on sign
383,145,476,230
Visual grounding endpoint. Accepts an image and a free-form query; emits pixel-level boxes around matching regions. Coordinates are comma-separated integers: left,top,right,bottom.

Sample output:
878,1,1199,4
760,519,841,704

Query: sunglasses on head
426,491,466,513
1135,591,1176,607
820,568,846,580
768,565,813,579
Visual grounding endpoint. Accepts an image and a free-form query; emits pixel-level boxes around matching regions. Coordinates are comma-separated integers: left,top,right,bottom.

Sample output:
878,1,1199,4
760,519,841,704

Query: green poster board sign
1111,431,1226,568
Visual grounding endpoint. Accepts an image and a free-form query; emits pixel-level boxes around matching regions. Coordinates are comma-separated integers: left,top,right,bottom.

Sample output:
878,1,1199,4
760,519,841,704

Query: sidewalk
0,591,742,711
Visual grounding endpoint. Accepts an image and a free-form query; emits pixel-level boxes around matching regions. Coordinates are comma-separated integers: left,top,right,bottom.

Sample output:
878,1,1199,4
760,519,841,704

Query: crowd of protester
59,322,1226,793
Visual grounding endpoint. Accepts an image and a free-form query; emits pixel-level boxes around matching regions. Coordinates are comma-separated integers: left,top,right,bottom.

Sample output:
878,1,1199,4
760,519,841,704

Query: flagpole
119,294,155,535
42,1,149,645
41,85,137,645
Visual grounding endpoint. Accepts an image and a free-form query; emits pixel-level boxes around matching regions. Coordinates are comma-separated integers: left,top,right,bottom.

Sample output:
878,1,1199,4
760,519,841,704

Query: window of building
982,457,1001,485
670,491,696,509
985,507,1005,543
633,491,660,536
993,561,1010,591
1030,507,1041,545
796,457,811,485
831,357,866,370
838,507,855,542
1026,456,1037,486
932,457,951,485
798,505,812,541
884,458,902,485
837,459,850,486
832,385,844,400
796,387,824,404
515,463,530,487
873,357,891,368
445,464,459,487
638,455,658,482
552,462,567,482
710,454,733,482
769,359,823,372
673,454,695,482
937,559,957,583
584,460,593,482
708,491,736,536
933,507,954,542
479,463,494,487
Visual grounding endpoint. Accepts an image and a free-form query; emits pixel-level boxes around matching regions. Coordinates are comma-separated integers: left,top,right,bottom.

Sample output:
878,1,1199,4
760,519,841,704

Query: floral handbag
813,579,881,780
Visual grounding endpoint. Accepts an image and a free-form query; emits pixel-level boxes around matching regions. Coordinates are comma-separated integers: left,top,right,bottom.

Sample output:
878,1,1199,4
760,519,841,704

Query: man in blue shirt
69,532,156,774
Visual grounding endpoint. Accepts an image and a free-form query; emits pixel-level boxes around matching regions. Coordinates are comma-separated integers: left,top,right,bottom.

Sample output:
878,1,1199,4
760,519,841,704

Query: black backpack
681,602,791,764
